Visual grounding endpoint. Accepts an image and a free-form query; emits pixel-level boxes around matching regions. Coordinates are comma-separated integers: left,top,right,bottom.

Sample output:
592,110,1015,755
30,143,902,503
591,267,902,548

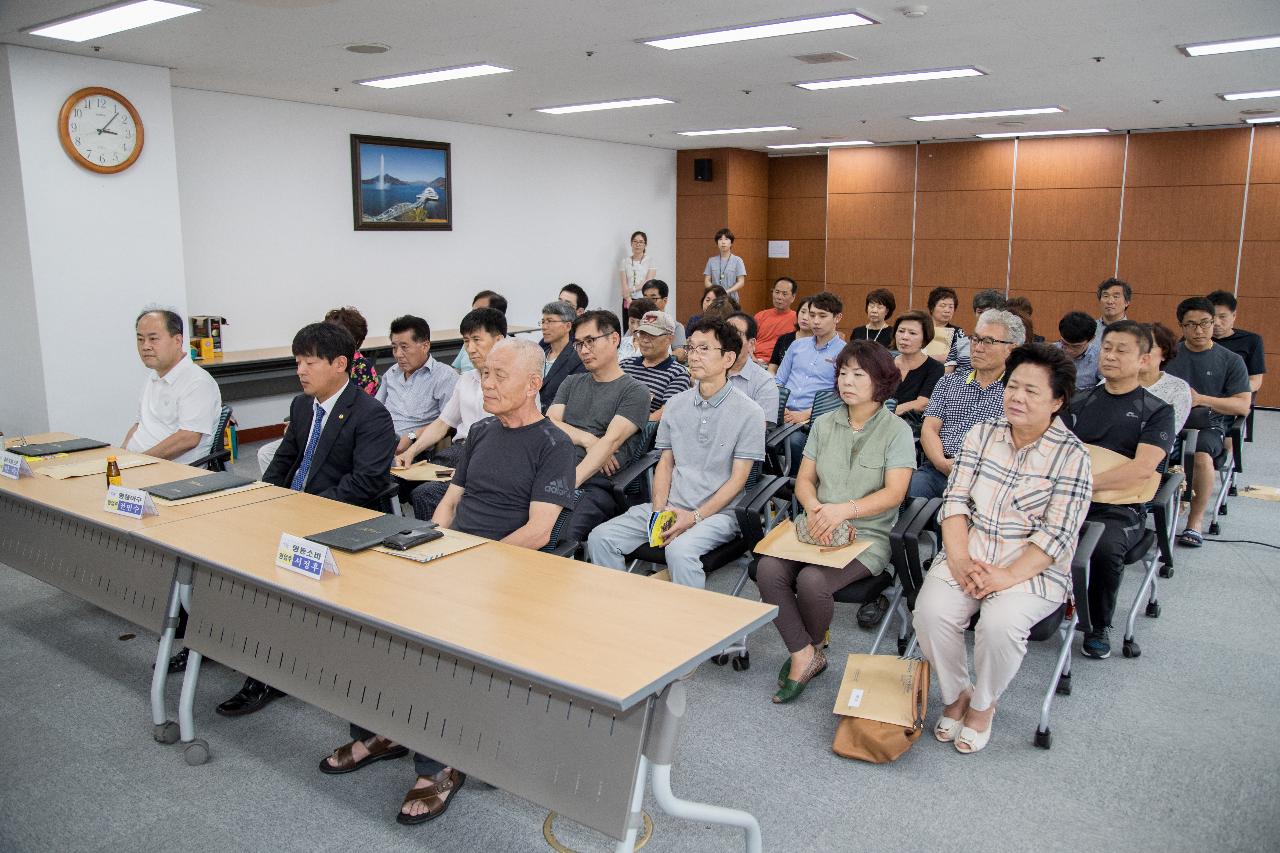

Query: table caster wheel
731,652,750,671
1158,564,1173,579
153,721,180,744
712,653,730,666
183,739,210,766
1035,729,1052,749
1123,640,1140,658
1145,601,1161,618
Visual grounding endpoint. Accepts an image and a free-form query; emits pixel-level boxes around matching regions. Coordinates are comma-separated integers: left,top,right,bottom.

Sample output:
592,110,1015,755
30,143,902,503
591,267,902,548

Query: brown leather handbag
831,657,929,764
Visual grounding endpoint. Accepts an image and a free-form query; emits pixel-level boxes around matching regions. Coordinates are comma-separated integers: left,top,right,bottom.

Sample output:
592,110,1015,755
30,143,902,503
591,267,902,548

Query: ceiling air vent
793,51,857,64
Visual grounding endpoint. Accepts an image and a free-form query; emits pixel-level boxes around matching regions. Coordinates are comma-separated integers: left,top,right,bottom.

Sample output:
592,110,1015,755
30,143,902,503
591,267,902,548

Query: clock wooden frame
58,86,144,174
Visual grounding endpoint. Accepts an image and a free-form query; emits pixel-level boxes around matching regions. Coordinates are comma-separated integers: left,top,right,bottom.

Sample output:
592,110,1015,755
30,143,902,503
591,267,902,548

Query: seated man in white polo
587,316,765,588
124,308,222,464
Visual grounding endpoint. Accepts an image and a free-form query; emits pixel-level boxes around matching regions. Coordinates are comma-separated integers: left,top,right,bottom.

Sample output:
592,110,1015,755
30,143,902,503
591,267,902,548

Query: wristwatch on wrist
693,509,703,525
407,431,418,443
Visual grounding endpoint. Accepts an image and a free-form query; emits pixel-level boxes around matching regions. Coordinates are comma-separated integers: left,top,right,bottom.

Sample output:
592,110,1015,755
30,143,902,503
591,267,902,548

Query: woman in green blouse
756,340,915,703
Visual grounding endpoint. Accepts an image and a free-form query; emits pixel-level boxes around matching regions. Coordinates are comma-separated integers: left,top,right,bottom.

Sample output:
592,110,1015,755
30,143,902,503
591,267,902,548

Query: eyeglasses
1181,319,1214,330
685,344,724,358
539,318,571,326
572,333,615,351
971,336,1013,347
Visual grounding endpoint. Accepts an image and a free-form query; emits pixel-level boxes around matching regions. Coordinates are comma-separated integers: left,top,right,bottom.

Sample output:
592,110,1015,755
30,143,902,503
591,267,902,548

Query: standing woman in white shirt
619,231,657,317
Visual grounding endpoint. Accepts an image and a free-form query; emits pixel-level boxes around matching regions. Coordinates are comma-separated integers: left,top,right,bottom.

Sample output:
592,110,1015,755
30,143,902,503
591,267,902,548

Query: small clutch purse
794,512,857,547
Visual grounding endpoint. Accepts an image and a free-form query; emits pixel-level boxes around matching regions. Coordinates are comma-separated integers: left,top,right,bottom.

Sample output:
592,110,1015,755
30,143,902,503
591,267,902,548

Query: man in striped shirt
621,311,691,421
910,309,1025,499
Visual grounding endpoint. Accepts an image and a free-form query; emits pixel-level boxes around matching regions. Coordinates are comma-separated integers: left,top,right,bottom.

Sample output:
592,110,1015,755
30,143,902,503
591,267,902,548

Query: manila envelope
832,653,925,727
1087,443,1160,505
391,461,455,482
754,519,871,569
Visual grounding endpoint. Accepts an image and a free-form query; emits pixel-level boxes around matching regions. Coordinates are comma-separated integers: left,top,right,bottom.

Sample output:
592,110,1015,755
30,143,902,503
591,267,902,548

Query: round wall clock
58,86,144,174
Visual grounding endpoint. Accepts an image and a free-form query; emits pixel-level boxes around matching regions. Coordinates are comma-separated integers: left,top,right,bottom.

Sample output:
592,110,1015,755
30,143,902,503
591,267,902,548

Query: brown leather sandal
395,769,467,825
318,735,409,775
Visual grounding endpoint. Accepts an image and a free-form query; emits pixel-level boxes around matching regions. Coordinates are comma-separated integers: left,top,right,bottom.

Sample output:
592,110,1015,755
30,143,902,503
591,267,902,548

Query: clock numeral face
65,91,141,171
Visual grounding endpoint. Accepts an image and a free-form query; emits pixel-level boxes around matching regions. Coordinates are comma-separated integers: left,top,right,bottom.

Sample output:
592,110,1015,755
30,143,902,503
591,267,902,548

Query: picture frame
350,134,452,231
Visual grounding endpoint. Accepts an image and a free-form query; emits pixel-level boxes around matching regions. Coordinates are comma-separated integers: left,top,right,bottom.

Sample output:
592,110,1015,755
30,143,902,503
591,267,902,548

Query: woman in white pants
914,343,1092,754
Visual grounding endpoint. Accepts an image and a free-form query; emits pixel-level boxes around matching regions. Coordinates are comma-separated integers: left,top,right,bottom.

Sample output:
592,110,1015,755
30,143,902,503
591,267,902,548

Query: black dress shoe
216,677,285,717
167,648,190,674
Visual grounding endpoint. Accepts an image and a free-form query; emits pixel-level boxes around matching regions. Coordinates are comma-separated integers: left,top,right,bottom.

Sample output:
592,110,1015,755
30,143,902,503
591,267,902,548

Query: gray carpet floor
3,417,1279,852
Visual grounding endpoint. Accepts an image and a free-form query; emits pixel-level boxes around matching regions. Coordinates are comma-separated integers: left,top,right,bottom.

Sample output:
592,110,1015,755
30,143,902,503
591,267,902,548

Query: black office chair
611,421,662,508
1180,409,1243,537
898,505,1105,750
189,405,234,472
622,462,793,671
541,506,578,559
744,496,932,659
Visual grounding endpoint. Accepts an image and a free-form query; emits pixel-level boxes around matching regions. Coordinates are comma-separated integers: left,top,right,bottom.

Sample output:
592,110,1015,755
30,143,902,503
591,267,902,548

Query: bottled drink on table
106,455,122,487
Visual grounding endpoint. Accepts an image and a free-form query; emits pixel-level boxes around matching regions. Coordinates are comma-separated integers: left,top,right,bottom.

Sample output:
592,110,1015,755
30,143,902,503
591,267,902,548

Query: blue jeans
908,461,949,499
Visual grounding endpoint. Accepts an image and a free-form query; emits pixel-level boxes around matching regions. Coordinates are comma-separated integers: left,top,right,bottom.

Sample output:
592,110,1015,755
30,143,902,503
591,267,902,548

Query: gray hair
488,337,545,380
972,288,1007,313
136,306,184,337
541,300,576,323
977,309,1026,346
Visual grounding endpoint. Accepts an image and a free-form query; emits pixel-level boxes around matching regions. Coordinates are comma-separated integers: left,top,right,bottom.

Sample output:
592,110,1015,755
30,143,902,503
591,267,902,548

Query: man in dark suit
538,299,586,410
216,321,396,717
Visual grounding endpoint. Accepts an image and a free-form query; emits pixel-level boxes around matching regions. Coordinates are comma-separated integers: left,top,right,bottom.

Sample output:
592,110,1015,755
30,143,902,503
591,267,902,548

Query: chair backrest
212,405,233,447
810,387,842,420
541,506,574,554
776,385,791,423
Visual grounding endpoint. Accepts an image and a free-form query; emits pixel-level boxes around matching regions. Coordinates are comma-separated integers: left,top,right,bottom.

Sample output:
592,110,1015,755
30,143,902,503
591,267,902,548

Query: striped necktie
290,402,326,491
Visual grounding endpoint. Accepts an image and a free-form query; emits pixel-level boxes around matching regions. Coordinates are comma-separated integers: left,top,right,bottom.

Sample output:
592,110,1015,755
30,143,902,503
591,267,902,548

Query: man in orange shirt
753,277,798,363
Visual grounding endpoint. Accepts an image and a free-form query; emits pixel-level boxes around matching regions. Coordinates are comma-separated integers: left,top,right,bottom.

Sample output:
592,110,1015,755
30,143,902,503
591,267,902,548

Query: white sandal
955,724,992,754
934,716,964,742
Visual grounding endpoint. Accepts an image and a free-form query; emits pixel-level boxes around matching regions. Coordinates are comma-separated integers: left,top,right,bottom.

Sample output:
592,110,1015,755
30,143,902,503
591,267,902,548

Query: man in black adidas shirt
1065,321,1175,660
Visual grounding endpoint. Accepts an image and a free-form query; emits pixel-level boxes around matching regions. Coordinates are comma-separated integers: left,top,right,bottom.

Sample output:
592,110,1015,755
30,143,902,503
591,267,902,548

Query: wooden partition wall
677,126,1278,404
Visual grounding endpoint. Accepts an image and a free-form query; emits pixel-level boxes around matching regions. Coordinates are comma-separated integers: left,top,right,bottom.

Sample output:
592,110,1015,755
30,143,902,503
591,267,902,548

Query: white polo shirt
127,353,222,465
439,369,485,440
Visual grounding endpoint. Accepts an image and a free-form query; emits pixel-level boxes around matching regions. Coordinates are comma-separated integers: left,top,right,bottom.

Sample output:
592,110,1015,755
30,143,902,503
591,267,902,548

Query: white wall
1,46,187,442
173,89,678,351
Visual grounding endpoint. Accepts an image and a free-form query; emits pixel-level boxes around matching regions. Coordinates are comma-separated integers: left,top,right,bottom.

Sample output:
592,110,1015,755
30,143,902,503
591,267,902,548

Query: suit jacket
264,381,396,509
539,341,586,410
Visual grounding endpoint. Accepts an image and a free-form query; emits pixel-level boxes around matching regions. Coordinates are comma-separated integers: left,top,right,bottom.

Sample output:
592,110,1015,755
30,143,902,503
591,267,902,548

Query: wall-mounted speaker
693,158,713,182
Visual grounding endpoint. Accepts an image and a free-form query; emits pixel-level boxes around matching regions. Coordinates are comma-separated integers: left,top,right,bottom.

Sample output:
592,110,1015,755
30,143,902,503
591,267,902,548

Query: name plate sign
275,533,340,580
104,485,158,519
1,452,33,480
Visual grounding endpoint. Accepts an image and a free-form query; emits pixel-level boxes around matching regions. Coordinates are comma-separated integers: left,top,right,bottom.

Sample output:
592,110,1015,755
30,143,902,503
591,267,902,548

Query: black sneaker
1082,629,1111,659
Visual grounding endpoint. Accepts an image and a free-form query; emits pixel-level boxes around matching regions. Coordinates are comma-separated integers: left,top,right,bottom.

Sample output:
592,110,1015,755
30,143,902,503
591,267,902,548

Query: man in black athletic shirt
1064,321,1174,660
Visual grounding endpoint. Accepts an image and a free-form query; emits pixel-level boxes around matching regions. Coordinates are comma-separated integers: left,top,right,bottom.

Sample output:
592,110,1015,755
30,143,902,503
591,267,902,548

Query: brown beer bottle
106,455,122,487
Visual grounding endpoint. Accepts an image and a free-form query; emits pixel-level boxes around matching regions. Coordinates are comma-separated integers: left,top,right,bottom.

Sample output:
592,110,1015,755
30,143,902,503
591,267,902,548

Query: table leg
176,580,210,766
612,755,650,853
642,681,762,853
150,577,182,745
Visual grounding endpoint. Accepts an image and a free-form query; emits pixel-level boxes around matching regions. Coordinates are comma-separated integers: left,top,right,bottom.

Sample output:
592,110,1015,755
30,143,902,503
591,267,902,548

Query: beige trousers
914,568,1060,711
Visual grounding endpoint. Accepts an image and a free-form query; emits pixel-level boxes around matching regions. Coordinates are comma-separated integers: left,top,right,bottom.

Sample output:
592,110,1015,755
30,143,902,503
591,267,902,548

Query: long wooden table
0,434,292,743
3,434,777,851
137,491,775,849
204,325,535,402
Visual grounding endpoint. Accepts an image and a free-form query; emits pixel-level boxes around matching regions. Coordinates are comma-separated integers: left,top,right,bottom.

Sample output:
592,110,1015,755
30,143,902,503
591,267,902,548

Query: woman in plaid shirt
914,343,1092,754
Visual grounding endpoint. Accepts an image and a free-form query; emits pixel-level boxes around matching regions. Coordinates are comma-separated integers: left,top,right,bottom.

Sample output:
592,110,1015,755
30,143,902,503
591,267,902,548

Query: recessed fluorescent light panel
1245,116,1280,124
645,11,875,51
1219,89,1280,101
1179,35,1280,57
28,0,199,42
767,141,873,149
678,126,797,136
358,64,512,89
537,97,674,115
976,128,1109,139
798,67,984,91
909,106,1064,122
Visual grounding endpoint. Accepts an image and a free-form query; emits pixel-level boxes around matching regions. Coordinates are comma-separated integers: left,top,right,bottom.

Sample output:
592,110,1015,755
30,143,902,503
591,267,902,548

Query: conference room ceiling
4,0,1279,150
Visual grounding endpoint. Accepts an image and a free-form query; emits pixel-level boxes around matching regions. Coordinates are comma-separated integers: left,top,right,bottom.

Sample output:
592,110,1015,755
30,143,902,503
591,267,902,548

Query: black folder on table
308,515,438,553
6,438,109,457
142,471,255,501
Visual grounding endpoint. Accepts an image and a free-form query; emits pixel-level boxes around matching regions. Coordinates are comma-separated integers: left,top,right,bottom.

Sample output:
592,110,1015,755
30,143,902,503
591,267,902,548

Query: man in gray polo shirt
726,311,780,426
588,316,766,588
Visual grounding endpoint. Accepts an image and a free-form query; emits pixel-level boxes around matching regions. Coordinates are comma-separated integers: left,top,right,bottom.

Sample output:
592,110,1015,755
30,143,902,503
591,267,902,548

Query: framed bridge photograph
350,134,452,231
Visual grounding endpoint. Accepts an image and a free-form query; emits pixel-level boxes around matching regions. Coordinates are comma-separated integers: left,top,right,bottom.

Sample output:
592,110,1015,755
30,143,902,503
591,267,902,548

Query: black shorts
1193,427,1225,462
